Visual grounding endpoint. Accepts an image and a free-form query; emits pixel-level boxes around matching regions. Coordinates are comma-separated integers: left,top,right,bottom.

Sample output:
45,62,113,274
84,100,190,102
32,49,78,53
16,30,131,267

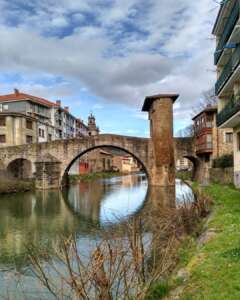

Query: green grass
69,171,123,182
179,184,240,300
176,171,192,181
145,282,171,300
0,178,33,194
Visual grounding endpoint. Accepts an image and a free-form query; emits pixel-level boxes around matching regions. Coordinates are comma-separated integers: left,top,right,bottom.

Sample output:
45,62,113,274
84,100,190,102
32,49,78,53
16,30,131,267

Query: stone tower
142,94,179,186
88,113,100,136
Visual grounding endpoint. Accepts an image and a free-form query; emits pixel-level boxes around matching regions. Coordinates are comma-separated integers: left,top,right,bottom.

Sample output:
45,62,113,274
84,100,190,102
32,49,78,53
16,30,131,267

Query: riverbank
163,184,240,300
0,178,33,194
69,171,127,183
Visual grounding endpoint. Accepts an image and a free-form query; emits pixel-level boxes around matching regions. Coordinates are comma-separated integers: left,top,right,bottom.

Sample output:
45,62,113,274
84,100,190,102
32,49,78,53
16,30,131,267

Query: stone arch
183,155,201,181
61,144,150,187
7,158,33,180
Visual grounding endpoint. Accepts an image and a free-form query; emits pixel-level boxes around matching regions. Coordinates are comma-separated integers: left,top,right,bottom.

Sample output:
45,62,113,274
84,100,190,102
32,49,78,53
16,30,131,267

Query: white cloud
0,0,218,128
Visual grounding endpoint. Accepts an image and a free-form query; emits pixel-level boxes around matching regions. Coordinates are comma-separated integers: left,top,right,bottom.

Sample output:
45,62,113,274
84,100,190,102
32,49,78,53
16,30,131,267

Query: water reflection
0,174,194,270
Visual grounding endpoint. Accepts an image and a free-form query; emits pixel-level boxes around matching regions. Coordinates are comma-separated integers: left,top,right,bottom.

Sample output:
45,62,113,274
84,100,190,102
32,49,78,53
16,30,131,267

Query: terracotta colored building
193,106,233,162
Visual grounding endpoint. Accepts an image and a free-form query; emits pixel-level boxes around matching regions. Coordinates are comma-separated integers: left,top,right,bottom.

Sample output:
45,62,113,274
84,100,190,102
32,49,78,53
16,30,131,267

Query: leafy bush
146,282,171,300
212,154,233,169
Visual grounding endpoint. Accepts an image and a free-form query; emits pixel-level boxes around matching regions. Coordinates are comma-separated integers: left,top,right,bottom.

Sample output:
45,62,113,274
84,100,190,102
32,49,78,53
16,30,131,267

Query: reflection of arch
7,158,32,179
62,145,149,187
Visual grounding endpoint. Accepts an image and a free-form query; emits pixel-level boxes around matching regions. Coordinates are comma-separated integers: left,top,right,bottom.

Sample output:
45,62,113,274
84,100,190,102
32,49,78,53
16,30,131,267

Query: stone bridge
0,94,200,189
0,134,197,189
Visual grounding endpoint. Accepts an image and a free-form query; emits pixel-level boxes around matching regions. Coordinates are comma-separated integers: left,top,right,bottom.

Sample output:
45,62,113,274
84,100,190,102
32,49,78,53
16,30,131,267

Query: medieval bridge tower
0,94,197,189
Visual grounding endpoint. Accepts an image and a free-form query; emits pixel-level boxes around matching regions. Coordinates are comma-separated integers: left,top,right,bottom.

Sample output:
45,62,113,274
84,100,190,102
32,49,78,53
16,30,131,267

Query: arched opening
176,156,199,181
7,159,32,180
62,145,149,225
64,145,149,185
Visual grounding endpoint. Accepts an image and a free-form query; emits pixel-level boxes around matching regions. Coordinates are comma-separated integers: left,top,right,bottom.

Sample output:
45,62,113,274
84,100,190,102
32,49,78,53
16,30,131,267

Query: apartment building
213,0,240,187
0,112,37,147
192,105,233,163
0,90,90,145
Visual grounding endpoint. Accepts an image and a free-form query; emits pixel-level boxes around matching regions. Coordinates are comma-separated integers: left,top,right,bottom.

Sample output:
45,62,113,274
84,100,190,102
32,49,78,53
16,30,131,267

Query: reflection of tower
88,113,100,136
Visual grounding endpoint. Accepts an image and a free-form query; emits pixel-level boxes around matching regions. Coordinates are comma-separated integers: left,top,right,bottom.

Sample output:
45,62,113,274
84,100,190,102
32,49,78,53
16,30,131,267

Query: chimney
56,100,61,106
14,88,19,96
64,106,69,113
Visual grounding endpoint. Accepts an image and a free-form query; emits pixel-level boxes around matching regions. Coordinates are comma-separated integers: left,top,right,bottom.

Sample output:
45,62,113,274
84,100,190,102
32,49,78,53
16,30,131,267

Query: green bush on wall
212,154,233,169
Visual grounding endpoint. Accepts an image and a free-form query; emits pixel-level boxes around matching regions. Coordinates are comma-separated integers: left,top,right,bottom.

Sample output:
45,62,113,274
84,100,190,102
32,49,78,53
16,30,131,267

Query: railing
217,96,240,126
214,0,239,65
215,43,240,95
196,142,213,153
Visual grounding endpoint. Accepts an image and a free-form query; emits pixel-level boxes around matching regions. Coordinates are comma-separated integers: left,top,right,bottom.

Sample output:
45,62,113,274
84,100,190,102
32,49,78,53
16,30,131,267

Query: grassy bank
172,184,240,300
176,171,192,182
69,171,124,183
0,178,33,194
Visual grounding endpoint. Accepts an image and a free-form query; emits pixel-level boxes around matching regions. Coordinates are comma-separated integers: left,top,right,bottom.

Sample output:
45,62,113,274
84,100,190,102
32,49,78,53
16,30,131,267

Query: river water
0,173,193,299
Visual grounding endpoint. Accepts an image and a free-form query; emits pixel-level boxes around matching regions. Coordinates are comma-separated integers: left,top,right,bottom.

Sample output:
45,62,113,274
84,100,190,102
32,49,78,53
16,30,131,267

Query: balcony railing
215,43,240,95
217,96,240,126
214,0,239,65
196,142,213,153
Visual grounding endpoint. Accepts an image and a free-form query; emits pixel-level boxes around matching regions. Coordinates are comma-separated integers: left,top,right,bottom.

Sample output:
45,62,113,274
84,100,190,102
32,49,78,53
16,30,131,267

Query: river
0,173,194,299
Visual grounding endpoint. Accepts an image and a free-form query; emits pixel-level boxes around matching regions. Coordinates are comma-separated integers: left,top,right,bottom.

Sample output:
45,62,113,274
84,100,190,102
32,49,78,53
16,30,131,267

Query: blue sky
0,0,219,137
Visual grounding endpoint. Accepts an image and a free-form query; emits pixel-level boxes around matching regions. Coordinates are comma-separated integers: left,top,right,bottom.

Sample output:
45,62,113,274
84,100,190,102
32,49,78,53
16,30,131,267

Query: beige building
113,155,140,173
176,158,192,171
212,1,240,187
0,112,37,147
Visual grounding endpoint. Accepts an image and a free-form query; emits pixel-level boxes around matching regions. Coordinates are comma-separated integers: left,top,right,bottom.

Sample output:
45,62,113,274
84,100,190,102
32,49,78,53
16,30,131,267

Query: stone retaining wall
209,167,234,185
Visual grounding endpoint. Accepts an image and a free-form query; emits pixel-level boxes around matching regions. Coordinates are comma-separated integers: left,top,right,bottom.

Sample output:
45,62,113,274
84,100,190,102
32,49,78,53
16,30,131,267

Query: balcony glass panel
215,43,240,95
217,96,240,126
214,0,239,65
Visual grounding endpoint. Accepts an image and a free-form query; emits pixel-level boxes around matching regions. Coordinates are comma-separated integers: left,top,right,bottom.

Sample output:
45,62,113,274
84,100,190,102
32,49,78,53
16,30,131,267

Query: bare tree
176,124,194,138
192,87,217,116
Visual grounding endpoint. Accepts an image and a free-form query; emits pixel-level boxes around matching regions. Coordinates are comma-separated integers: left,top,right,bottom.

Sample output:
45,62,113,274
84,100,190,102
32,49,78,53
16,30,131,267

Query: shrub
212,154,233,169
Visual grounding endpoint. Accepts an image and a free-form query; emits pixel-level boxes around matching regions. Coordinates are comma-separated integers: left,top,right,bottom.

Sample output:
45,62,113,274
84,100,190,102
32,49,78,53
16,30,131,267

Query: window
206,134,212,142
225,132,233,143
3,104,8,111
26,135,33,144
38,128,45,138
0,135,6,143
26,120,33,130
0,117,6,126
48,134,52,141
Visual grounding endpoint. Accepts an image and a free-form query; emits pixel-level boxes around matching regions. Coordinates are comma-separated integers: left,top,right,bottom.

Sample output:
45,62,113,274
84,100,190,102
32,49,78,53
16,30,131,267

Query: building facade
213,0,240,187
0,90,91,146
0,112,37,147
193,105,233,165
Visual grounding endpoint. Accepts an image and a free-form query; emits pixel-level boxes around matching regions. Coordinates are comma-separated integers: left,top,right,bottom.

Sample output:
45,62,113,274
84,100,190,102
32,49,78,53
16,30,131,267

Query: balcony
215,43,240,95
217,96,240,127
196,142,213,154
214,0,240,65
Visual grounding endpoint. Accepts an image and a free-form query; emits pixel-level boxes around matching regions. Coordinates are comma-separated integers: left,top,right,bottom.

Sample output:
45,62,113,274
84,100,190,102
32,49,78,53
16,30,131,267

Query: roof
0,92,57,108
192,106,218,121
142,94,179,112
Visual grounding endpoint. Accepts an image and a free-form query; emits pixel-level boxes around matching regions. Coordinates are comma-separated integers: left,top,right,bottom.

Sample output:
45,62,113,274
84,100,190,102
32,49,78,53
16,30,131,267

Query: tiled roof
0,92,57,107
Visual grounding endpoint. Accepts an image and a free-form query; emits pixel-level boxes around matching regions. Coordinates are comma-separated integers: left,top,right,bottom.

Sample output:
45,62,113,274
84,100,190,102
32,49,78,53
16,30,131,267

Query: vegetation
176,171,193,182
0,178,33,194
26,190,211,299
174,184,240,300
212,154,233,168
69,171,124,182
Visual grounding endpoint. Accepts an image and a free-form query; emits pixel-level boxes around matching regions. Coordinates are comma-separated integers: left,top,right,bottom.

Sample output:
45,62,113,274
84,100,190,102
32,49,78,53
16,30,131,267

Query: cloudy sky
0,0,219,137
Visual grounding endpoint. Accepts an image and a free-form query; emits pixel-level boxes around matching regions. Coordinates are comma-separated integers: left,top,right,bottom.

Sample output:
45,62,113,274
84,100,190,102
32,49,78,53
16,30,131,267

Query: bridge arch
7,158,33,180
61,144,150,187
